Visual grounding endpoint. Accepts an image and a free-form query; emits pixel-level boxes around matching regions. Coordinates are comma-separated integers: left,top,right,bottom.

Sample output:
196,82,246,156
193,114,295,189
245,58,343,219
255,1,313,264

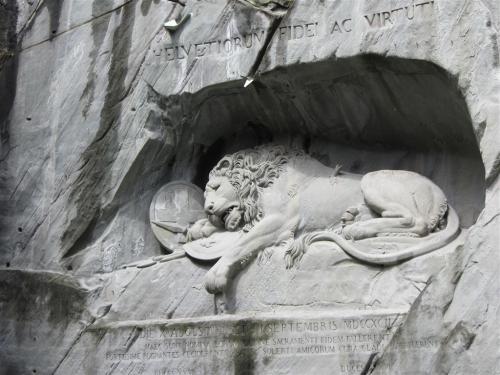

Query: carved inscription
363,1,435,29
94,313,443,374
278,22,320,41
158,1,436,61
330,1,435,35
156,30,266,61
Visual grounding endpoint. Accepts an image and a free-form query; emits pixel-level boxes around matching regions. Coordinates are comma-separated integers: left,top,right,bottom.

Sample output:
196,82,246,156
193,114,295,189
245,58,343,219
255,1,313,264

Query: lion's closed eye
208,183,220,191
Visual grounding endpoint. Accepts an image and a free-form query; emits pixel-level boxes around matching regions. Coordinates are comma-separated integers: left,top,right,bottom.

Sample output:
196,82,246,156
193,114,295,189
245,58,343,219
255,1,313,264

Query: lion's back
274,157,364,231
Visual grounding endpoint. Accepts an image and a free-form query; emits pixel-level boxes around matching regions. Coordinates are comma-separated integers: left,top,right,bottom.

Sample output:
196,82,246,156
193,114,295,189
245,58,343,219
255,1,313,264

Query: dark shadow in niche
182,54,484,227
194,122,274,188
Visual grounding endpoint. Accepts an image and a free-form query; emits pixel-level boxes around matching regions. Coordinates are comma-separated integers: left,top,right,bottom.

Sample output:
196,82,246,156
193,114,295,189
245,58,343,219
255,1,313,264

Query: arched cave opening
178,54,484,227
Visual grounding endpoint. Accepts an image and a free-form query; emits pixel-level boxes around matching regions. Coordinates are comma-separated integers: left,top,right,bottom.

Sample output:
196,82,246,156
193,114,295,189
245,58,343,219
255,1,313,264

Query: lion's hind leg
343,172,431,240
342,214,424,240
342,202,428,240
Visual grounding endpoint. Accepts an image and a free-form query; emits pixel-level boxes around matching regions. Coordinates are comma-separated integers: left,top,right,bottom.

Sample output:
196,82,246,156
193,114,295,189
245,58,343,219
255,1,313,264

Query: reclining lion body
258,155,448,237
188,145,459,294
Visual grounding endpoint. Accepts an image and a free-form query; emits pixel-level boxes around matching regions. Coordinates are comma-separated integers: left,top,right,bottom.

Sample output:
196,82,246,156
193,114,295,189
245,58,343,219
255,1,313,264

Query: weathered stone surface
56,311,409,375
0,269,102,374
0,0,498,373
98,257,214,323
228,234,465,313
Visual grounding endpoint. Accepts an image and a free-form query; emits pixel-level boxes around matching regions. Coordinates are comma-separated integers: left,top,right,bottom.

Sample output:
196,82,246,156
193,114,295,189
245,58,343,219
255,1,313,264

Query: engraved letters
156,1,437,62
162,30,266,61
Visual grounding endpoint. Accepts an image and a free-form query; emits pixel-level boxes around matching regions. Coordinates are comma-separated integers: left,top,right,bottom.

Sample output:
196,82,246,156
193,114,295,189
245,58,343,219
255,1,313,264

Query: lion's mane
209,145,302,231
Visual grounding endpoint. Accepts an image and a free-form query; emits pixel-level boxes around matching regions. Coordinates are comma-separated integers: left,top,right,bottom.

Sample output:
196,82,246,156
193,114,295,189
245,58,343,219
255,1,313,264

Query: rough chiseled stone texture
0,0,498,374
228,235,465,313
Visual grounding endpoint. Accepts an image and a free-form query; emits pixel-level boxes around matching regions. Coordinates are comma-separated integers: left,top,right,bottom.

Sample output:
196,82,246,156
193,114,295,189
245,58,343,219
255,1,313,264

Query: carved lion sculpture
187,145,460,294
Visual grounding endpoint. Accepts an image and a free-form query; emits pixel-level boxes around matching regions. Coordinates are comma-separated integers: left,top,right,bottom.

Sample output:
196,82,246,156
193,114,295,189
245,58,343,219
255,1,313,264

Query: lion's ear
214,157,231,173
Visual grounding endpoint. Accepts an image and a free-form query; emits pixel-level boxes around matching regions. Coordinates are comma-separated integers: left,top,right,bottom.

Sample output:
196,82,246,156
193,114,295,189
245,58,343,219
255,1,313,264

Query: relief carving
152,145,460,295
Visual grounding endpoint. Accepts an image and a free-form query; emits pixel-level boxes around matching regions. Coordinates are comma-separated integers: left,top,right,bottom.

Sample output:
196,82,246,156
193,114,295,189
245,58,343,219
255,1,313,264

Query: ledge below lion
224,231,465,314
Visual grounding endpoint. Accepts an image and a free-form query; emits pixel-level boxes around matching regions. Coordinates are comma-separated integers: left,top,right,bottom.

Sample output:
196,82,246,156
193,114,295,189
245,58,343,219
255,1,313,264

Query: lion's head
204,145,296,232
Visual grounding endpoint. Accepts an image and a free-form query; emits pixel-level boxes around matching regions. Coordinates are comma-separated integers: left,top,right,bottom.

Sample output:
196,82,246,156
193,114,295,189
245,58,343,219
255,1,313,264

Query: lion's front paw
343,223,368,240
186,220,206,241
187,219,220,242
204,261,231,294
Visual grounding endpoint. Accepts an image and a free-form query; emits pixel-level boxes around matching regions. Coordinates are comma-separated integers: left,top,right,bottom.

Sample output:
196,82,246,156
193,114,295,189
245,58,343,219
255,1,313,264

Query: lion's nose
205,202,214,213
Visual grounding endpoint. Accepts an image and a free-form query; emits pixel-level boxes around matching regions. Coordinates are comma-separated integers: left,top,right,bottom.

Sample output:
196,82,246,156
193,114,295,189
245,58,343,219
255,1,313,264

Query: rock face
0,0,499,374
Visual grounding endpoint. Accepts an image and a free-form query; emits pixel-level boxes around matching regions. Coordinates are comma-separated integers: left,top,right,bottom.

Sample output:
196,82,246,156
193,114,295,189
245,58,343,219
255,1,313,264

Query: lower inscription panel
57,310,442,374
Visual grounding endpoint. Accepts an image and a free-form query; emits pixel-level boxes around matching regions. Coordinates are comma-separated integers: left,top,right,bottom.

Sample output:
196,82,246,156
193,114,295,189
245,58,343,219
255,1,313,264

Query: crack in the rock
117,18,171,105
16,0,44,40
116,269,143,301
166,275,198,318
365,313,407,375
240,0,297,86
244,14,283,82
8,166,30,200
51,315,99,374
360,352,378,375
50,276,106,374
167,0,186,6
364,281,434,375
19,0,136,52
485,154,500,186
482,212,500,227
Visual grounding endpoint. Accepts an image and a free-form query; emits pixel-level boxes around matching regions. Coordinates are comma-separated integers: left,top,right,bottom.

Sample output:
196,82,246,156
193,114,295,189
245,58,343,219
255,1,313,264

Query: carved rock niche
156,55,485,312
187,55,484,228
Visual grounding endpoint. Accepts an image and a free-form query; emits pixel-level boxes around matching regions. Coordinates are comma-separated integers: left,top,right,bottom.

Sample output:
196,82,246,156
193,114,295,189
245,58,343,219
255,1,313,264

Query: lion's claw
341,206,360,226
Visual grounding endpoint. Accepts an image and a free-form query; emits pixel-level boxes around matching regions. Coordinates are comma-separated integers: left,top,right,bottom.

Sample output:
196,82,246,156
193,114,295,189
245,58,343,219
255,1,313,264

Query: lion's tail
303,206,460,265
